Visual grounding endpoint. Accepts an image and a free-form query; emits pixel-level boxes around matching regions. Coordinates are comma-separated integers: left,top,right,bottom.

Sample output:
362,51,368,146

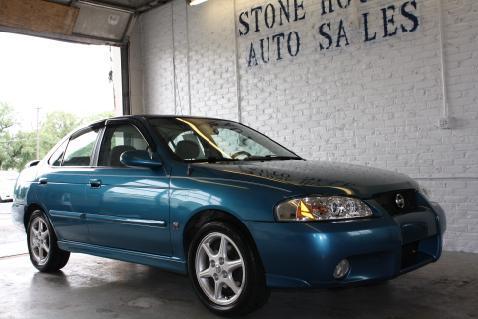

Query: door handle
89,179,102,188
38,178,48,185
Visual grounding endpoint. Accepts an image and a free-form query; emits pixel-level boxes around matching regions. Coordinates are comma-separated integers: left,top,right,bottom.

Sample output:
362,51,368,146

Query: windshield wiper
192,155,302,163
205,157,238,163
243,155,302,161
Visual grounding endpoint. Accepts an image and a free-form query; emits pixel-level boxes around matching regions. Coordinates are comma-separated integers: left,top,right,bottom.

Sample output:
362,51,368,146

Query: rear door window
48,139,68,166
62,129,99,167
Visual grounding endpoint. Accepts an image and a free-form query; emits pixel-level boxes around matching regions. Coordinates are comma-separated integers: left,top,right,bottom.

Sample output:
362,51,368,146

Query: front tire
188,222,269,316
27,210,70,272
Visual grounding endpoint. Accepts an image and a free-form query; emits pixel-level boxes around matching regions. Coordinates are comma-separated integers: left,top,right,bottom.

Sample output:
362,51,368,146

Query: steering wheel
231,151,252,159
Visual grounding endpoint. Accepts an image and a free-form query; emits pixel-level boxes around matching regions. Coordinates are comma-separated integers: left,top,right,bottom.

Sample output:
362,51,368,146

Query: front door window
98,124,149,167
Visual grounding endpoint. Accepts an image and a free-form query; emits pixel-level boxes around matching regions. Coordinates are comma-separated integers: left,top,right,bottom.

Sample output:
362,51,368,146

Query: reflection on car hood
200,160,417,198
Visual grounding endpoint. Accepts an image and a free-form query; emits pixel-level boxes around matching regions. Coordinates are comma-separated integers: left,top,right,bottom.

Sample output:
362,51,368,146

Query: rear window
62,129,99,167
48,139,68,166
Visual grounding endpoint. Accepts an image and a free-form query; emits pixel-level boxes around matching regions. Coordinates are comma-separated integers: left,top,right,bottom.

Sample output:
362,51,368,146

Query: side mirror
120,150,163,169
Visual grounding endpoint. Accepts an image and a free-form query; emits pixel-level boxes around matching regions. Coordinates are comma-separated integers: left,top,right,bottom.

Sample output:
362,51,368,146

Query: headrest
175,140,200,160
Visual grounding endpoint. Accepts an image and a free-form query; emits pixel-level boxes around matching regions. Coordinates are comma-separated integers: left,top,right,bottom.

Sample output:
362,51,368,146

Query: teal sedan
12,115,446,315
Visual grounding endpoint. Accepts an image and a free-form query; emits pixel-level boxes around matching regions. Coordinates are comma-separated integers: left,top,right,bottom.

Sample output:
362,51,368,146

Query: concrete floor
0,252,477,319
0,202,27,257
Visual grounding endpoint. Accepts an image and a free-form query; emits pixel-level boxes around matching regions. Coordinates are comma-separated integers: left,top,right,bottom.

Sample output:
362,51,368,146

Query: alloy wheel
195,232,246,306
29,217,50,266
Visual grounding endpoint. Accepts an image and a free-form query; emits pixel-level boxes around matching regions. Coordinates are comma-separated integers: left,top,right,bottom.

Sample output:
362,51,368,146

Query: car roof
118,114,227,121
87,114,235,128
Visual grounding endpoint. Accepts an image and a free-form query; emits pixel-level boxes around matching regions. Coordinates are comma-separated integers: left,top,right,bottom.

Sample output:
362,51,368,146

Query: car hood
198,160,418,198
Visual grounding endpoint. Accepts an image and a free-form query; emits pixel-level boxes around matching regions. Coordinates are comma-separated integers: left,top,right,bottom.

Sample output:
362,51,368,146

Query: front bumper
246,204,444,288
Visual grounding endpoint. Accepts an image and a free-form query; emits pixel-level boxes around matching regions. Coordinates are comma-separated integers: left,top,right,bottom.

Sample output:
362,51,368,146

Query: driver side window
98,124,149,167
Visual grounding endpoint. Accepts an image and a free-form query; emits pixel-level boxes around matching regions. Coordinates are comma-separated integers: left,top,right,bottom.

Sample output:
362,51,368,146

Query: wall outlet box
439,117,451,129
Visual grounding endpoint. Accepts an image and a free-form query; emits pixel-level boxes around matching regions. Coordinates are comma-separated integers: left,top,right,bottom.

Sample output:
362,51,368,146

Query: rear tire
27,210,70,272
188,221,269,316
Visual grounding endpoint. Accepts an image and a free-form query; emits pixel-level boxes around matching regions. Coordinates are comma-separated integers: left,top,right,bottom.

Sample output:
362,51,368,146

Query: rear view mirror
120,150,163,169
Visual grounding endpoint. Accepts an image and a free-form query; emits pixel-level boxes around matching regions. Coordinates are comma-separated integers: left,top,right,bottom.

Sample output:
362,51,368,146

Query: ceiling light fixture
189,0,208,6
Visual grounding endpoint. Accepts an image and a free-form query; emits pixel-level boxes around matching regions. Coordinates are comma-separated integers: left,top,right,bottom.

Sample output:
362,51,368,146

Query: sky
0,32,121,131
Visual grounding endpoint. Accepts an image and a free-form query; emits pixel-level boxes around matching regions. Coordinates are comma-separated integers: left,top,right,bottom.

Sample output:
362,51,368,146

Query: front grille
373,189,418,216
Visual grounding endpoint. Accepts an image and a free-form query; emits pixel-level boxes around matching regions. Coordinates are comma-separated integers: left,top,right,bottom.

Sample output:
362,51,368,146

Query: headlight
275,196,373,222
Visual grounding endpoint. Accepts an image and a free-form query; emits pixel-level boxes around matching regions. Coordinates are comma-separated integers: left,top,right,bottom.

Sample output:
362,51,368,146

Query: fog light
333,259,350,279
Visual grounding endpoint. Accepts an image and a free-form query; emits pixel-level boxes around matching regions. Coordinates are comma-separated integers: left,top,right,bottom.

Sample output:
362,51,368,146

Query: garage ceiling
0,0,173,45
49,0,173,13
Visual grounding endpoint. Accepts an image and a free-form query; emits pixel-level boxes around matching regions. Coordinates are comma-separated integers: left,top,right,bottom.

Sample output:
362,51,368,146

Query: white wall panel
129,0,478,253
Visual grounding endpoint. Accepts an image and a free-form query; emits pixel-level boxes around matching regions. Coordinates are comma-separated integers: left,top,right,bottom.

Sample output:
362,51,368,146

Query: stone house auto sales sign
238,0,420,67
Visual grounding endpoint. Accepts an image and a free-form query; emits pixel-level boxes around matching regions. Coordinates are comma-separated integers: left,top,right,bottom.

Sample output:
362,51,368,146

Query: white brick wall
129,0,478,253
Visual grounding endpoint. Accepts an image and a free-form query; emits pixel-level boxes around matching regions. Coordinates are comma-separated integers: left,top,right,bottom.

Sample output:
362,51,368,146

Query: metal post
186,1,192,115
120,44,131,115
232,0,242,122
35,106,40,159
171,2,178,115
437,0,449,119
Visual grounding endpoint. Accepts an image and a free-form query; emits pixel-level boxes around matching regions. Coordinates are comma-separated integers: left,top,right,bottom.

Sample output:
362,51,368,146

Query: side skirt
58,240,187,274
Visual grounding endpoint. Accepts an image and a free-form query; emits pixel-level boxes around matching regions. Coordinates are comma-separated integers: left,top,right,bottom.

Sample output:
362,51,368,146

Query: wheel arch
182,209,264,270
24,203,58,238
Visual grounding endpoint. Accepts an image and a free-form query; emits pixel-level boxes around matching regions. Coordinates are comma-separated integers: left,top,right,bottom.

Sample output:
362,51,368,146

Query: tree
81,111,114,126
39,112,80,158
0,106,115,171
0,102,14,133
1,131,36,170
0,102,15,169
38,111,114,159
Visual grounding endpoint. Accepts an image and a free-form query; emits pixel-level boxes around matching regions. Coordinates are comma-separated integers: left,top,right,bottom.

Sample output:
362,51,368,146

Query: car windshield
148,117,301,162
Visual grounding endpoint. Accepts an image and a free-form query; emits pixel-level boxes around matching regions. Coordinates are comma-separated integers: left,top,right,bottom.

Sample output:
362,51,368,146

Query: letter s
319,22,332,50
401,0,419,33
239,11,250,36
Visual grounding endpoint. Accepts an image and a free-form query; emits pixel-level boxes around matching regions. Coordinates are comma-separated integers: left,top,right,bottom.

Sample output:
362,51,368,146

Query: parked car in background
0,171,18,202
12,115,446,315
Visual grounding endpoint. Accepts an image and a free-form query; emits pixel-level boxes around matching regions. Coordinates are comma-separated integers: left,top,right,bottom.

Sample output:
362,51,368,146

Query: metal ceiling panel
48,0,173,11
0,0,174,46
97,0,155,9
72,1,132,41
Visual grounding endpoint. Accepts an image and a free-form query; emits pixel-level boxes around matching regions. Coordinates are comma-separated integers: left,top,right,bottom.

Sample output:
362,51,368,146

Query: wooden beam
0,0,79,35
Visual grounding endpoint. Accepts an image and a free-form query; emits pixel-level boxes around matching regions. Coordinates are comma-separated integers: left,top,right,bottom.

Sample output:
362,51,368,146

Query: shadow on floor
0,252,476,319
